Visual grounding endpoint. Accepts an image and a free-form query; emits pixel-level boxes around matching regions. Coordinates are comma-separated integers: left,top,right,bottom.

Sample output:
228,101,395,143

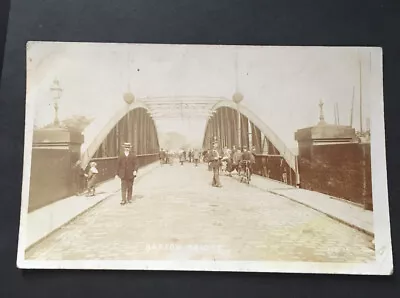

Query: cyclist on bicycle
240,146,254,181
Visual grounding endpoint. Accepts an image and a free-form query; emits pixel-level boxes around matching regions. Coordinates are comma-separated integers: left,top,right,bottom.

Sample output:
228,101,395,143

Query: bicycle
239,160,251,184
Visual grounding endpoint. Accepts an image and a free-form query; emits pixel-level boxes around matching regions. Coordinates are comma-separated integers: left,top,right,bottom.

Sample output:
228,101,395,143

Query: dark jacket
117,153,138,180
241,151,253,161
210,149,221,168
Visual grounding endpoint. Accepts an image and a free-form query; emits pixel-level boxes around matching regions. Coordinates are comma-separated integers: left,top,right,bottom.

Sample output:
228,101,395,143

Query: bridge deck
26,162,374,263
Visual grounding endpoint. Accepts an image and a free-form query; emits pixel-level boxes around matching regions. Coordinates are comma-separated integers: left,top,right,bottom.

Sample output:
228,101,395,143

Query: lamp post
50,79,63,127
123,92,135,146
318,99,326,125
232,92,243,148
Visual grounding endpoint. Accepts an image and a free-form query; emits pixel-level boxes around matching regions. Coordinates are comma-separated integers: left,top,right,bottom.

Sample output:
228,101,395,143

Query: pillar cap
33,127,84,145
295,124,357,143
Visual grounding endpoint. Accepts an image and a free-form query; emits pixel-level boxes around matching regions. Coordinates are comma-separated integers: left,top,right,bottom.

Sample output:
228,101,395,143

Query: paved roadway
26,161,375,262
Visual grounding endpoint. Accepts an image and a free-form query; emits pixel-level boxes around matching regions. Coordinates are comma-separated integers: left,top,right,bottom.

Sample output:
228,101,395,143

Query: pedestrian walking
280,157,288,184
179,149,185,165
159,148,166,165
250,146,257,176
188,150,192,163
165,149,172,165
116,143,138,205
210,141,222,187
261,156,269,178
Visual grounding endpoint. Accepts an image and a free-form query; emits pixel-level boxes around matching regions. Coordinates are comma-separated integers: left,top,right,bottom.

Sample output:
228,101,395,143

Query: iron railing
252,154,297,186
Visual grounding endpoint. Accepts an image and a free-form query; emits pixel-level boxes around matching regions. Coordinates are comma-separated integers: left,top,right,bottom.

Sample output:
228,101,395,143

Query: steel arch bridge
81,96,299,186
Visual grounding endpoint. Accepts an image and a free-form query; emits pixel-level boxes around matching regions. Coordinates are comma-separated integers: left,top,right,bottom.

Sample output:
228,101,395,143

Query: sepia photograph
17,42,392,274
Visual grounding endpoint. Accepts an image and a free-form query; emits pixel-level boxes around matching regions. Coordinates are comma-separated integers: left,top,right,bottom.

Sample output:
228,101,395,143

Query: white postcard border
16,43,393,275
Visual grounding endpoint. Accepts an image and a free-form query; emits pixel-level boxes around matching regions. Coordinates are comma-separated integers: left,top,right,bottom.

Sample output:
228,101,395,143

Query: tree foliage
41,115,94,132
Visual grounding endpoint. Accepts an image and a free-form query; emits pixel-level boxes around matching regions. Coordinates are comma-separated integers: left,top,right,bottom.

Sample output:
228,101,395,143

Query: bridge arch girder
80,100,160,168
204,100,298,178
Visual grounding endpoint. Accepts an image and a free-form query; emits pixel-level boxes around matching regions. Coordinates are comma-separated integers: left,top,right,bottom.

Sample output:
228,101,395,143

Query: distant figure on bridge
229,148,242,175
159,148,166,165
183,150,187,162
188,149,193,163
202,150,207,163
221,146,231,174
165,149,172,165
210,141,222,187
231,145,237,154
179,149,185,166
250,146,257,175
261,156,269,178
280,157,288,184
240,146,254,181
193,149,200,167
116,143,138,205
85,161,98,196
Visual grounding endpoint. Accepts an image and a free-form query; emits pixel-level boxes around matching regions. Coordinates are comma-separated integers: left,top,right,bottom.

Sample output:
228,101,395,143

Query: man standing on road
210,141,222,187
116,142,138,205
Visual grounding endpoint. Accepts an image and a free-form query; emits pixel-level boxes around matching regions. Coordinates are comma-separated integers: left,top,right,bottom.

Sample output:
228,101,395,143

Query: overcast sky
27,42,381,149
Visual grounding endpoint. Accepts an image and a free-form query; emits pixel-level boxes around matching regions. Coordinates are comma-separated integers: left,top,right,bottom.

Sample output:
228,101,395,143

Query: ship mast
336,102,340,125
359,58,363,133
350,86,355,127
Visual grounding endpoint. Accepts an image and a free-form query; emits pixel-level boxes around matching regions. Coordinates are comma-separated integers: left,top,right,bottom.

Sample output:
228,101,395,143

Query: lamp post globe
123,92,135,105
232,92,244,104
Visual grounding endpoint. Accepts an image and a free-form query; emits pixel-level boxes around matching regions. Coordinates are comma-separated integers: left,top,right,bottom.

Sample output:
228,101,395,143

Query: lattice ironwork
140,96,221,120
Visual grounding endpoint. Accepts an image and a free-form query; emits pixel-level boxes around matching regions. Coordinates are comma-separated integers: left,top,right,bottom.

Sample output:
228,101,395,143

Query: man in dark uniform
116,142,138,205
210,141,222,187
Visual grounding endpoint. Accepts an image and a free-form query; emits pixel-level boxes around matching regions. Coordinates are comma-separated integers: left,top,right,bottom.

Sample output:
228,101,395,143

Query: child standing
85,161,98,196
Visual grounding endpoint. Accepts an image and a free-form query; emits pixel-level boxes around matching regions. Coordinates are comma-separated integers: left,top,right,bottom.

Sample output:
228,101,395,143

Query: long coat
117,153,138,180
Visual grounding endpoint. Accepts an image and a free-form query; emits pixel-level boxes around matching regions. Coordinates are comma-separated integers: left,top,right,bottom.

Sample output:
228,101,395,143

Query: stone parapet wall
298,142,372,210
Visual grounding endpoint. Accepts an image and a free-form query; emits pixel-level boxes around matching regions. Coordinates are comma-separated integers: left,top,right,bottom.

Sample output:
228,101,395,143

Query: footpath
25,162,161,249
229,172,374,236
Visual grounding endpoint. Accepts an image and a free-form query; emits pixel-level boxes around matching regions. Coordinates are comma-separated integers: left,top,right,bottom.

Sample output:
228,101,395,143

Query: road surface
26,161,375,263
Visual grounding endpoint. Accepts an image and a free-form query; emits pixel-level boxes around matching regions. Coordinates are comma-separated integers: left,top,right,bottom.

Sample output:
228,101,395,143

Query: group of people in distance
159,148,202,167
158,148,172,165
72,141,288,204
178,148,201,166
206,141,257,188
